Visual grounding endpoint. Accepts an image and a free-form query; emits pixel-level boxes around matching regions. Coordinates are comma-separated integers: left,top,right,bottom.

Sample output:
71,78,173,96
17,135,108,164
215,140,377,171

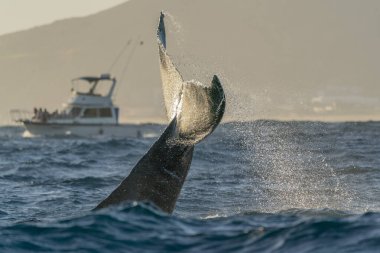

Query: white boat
11,74,159,138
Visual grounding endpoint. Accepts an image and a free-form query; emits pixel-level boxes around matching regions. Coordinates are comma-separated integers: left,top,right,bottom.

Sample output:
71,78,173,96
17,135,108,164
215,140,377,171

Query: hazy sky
0,0,128,35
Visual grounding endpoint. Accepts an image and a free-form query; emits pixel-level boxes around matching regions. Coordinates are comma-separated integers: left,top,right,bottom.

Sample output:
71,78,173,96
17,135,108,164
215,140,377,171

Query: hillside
1,0,380,124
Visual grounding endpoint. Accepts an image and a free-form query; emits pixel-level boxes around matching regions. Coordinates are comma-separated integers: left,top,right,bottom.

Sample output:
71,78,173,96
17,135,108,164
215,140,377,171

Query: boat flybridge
48,74,119,125
12,74,155,137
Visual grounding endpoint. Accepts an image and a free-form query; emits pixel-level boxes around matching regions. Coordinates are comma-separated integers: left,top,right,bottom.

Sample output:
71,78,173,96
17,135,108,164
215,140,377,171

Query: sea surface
0,121,379,252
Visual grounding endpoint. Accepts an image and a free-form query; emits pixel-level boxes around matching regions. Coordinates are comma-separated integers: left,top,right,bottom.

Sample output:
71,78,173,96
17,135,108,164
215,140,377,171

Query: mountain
1,0,380,124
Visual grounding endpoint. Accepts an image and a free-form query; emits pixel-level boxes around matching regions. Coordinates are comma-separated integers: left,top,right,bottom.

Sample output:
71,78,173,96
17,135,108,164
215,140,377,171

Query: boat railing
9,109,33,123
48,112,77,120
10,109,78,123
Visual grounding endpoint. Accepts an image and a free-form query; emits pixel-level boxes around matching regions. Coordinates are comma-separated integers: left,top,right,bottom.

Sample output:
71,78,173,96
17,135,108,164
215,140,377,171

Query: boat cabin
31,74,120,125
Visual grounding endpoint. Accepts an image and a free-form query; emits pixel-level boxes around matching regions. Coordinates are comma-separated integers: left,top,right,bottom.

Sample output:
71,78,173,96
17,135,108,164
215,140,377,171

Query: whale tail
95,12,225,213
157,12,226,144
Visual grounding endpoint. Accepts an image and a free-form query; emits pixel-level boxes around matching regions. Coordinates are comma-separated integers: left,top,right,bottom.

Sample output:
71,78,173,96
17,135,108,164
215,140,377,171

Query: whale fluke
157,11,225,144
95,12,225,213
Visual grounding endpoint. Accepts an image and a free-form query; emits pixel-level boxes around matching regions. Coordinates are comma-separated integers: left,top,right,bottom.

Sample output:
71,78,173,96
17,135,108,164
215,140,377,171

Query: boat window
99,108,112,117
70,107,82,117
83,108,98,118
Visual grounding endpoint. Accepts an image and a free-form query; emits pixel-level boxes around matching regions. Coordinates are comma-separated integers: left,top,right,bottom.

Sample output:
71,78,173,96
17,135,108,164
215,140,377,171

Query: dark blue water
0,121,379,252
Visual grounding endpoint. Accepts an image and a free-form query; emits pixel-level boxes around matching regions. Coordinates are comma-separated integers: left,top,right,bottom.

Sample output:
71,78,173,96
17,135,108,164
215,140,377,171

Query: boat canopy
72,74,112,83
71,73,116,98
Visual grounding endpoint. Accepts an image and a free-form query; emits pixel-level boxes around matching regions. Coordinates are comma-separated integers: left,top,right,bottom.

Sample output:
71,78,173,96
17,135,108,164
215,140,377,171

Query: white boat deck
10,74,156,137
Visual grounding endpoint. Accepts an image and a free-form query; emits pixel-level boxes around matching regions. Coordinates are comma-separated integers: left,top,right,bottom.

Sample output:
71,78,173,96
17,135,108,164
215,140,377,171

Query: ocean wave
0,122,379,252
0,204,379,253
335,166,380,175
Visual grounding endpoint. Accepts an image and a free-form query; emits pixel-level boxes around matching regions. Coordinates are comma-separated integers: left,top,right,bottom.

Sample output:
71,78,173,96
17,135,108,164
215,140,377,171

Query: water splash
156,11,358,214
162,11,182,35
230,121,356,213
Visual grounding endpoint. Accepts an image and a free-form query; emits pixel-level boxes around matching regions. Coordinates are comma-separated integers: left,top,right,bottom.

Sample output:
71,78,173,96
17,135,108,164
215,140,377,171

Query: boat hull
23,122,161,138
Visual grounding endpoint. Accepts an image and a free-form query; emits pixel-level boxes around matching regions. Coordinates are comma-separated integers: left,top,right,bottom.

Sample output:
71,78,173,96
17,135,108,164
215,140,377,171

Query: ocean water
0,121,379,252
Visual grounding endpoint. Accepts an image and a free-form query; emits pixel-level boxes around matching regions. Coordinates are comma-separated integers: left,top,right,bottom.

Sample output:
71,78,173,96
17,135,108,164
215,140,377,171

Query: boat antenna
119,36,140,85
107,39,132,73
112,36,141,99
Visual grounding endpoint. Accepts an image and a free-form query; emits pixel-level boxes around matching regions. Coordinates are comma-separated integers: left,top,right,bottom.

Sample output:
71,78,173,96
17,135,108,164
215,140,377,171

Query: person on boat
42,109,50,122
36,108,43,121
52,110,58,118
32,108,38,120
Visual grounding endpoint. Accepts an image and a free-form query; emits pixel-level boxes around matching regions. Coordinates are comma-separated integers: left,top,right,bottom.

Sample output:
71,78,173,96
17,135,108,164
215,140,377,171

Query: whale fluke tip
157,11,166,48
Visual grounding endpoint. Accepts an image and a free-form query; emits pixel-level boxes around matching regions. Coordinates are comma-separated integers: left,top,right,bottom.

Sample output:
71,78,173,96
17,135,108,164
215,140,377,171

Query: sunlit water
0,122,379,252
